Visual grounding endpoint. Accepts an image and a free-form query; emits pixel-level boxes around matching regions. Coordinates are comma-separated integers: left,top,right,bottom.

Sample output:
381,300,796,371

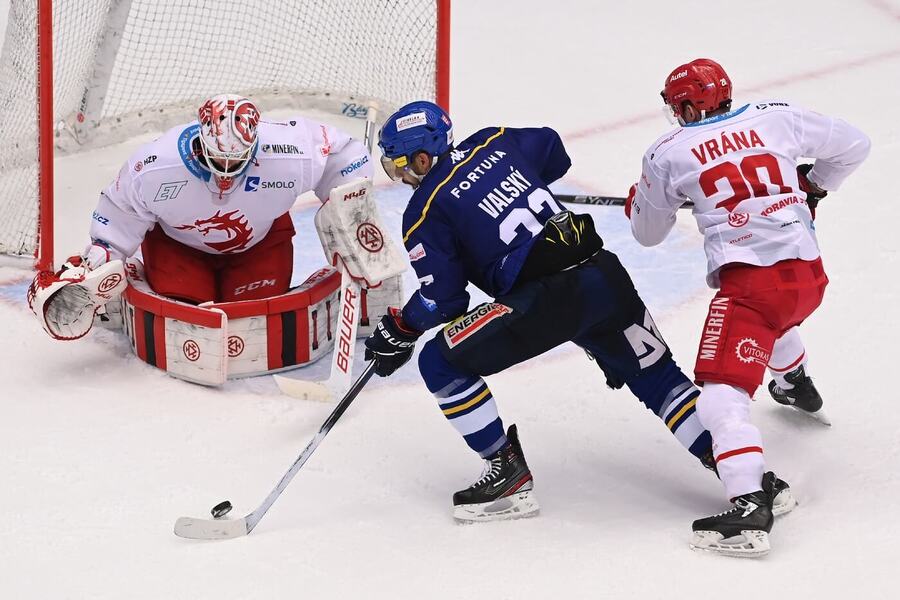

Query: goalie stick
556,193,695,209
274,263,360,401
274,106,380,402
174,361,377,540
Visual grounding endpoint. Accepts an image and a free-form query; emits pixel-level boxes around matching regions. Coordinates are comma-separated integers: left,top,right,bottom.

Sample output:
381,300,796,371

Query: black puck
211,500,233,519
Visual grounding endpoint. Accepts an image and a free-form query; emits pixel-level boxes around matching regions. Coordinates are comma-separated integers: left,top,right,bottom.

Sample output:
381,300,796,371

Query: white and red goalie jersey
88,117,374,260
630,101,870,287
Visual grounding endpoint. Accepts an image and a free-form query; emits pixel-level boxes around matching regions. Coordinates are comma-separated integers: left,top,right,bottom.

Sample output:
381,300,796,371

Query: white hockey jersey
630,101,870,287
88,117,374,259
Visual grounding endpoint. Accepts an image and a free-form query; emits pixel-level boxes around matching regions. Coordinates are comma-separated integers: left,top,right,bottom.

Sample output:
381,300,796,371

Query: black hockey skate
699,450,797,517
768,366,831,426
690,472,778,558
452,424,539,523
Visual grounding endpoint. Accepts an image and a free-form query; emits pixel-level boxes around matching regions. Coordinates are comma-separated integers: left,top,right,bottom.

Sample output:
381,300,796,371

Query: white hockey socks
769,327,809,389
697,383,766,500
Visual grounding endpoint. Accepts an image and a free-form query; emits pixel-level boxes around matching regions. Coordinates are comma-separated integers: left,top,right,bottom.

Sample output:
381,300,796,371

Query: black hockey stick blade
556,193,694,209
173,361,378,540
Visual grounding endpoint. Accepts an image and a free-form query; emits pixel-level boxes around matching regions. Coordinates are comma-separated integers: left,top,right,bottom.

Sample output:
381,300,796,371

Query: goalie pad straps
28,260,128,341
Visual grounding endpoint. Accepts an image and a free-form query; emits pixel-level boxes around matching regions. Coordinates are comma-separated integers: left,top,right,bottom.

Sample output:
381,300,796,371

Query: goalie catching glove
27,244,128,341
364,308,421,377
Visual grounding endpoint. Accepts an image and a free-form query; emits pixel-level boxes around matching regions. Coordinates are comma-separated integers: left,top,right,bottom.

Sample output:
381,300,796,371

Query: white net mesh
0,0,442,261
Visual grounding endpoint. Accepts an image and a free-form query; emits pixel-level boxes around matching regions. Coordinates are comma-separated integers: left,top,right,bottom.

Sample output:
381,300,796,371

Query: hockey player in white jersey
626,58,870,556
28,93,373,340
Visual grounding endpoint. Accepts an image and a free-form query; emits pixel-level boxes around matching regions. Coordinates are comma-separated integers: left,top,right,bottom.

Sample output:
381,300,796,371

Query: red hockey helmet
661,58,732,123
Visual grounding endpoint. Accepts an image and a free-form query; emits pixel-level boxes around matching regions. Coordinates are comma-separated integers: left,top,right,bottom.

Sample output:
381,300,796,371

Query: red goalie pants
694,257,828,396
141,213,295,304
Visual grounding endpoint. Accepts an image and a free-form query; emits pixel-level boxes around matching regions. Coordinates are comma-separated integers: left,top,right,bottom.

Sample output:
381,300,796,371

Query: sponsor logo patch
98,273,122,293
443,303,512,348
319,125,332,157
154,181,188,202
760,195,801,217
227,336,245,357
183,340,201,362
92,211,110,226
396,112,428,131
343,188,366,201
735,338,770,365
339,155,369,177
341,103,368,119
728,212,750,228
234,278,276,296
698,297,729,361
356,222,384,253
728,233,753,245
756,102,789,110
260,143,301,154
449,148,470,164
244,176,295,192
408,243,426,262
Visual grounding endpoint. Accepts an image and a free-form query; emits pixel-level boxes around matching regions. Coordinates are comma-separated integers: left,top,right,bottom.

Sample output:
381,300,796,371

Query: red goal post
0,0,451,271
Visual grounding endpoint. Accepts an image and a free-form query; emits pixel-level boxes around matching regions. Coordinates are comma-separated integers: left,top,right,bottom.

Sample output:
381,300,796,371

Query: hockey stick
556,193,695,209
174,361,377,540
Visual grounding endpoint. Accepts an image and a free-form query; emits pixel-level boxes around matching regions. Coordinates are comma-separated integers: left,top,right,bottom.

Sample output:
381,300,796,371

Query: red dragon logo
175,209,254,253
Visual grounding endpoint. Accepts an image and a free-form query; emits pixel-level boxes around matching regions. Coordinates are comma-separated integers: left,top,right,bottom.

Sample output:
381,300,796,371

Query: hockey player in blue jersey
363,101,760,522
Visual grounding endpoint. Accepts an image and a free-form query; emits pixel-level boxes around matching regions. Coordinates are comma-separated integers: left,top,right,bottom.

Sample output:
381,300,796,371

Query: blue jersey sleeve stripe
402,127,506,243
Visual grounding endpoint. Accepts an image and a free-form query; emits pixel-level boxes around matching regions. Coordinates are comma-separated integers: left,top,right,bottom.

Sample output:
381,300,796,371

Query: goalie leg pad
122,259,342,384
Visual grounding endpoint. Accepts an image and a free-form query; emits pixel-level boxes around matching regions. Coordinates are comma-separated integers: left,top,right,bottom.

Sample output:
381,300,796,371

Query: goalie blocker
118,258,401,386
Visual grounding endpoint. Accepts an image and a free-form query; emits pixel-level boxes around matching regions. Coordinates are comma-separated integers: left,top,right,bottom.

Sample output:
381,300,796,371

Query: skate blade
773,487,799,517
777,402,832,426
690,529,770,558
791,405,832,426
453,490,540,523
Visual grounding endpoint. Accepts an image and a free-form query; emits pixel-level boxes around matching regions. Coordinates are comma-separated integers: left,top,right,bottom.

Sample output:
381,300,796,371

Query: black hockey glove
364,308,421,377
797,164,827,218
517,210,603,282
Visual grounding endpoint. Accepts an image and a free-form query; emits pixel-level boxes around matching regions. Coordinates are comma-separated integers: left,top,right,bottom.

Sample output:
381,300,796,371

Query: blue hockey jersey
400,126,571,332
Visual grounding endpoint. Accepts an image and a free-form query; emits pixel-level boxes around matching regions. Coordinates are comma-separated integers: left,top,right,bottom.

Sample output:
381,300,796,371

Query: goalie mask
196,94,260,187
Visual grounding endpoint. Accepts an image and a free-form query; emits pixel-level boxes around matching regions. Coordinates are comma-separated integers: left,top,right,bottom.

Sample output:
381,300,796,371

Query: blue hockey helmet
378,101,453,182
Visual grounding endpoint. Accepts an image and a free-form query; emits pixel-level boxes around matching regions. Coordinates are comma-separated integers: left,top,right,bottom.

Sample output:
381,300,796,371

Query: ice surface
1,0,899,598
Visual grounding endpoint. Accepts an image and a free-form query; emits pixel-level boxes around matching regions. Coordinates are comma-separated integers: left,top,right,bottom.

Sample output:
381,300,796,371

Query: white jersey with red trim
630,101,870,287
88,117,373,259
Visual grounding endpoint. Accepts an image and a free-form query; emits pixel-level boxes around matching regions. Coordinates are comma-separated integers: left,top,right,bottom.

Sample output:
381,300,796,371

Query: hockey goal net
0,0,450,270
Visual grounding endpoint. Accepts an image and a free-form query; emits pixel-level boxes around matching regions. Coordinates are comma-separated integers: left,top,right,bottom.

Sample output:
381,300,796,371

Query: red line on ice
563,46,900,142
